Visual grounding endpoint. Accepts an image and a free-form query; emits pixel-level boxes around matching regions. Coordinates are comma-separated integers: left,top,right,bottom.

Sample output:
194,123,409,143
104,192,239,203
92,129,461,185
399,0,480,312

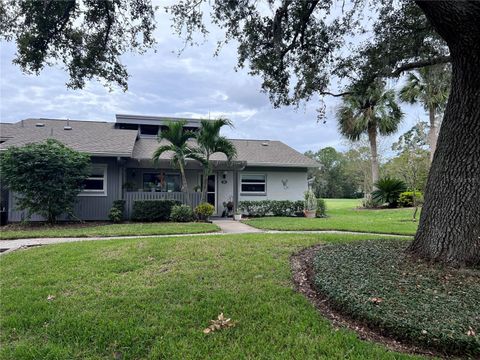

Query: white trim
240,173,267,195
79,164,108,197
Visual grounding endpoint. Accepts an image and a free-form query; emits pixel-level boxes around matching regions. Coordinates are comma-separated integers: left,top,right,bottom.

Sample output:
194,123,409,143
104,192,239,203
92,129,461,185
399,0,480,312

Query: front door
207,174,217,214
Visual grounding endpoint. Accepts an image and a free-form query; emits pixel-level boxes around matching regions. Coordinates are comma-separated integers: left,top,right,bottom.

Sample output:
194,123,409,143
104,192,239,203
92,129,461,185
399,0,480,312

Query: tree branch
391,55,451,76
320,91,352,97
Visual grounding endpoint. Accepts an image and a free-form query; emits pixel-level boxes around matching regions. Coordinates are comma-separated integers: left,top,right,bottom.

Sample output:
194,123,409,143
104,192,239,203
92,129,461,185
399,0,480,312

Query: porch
124,191,202,219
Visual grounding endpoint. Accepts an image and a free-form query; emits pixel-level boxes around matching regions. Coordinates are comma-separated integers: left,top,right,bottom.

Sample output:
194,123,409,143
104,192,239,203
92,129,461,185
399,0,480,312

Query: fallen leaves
368,297,384,305
466,327,476,337
203,313,236,334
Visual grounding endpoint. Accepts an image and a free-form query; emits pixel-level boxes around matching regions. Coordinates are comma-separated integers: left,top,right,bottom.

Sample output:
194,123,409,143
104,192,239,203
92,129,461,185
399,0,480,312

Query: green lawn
0,222,219,240
244,199,419,235
0,233,423,359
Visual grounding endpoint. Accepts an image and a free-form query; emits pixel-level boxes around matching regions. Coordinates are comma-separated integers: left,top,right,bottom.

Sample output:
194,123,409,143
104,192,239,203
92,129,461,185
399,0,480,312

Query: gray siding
8,157,122,222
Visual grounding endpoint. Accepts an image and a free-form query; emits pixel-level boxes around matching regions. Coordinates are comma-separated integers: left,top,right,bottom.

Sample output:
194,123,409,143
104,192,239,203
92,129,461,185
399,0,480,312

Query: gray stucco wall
8,157,123,222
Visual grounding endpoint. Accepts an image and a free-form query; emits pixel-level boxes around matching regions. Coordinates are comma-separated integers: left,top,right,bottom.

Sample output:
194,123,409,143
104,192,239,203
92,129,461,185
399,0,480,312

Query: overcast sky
0,5,425,155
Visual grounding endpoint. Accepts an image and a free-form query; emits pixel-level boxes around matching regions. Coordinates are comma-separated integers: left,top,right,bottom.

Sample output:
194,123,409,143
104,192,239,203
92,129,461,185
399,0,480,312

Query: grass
0,222,219,240
313,240,480,357
0,233,424,359
243,199,419,235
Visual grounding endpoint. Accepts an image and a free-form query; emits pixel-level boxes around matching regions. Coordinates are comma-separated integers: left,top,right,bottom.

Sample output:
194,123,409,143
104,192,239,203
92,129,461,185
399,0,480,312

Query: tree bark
428,105,437,163
367,123,379,189
409,1,480,266
179,163,188,192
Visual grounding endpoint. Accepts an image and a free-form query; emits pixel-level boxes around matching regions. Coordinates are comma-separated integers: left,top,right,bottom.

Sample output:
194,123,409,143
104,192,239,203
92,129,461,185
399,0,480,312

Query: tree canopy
0,0,156,90
0,139,90,223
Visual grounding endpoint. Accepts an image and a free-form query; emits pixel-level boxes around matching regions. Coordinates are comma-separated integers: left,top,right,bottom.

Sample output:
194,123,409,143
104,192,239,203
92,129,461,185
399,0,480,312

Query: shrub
108,208,123,223
398,191,424,207
238,200,304,217
108,200,125,223
238,200,271,217
315,199,327,217
304,190,317,211
170,205,194,222
371,177,407,208
131,200,181,222
195,202,215,221
0,139,90,223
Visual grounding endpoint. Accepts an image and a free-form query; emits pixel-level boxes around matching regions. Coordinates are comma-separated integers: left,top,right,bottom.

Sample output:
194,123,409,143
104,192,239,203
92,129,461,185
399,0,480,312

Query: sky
0,4,426,156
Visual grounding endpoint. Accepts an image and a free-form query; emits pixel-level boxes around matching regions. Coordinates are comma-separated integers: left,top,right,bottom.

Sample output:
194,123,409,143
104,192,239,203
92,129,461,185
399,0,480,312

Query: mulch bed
290,243,478,358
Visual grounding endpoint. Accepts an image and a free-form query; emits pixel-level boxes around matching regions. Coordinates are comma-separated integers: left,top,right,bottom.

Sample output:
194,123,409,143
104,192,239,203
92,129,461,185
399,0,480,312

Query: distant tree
343,144,373,199
152,120,196,192
306,147,359,199
399,65,450,162
0,139,90,224
390,122,431,219
190,118,237,202
337,81,403,188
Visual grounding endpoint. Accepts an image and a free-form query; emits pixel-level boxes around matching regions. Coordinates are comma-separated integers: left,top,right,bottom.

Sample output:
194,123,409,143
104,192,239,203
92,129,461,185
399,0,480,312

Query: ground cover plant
0,233,424,359
244,199,419,235
0,222,219,240
313,240,480,357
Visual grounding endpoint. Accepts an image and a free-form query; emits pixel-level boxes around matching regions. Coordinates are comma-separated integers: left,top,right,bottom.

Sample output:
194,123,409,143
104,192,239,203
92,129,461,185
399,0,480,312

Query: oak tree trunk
428,105,437,163
409,1,480,266
367,124,379,189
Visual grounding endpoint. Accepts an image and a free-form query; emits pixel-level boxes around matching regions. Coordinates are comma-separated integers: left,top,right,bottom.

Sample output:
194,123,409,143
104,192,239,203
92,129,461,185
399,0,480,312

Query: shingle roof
1,118,319,168
0,119,138,157
133,138,319,168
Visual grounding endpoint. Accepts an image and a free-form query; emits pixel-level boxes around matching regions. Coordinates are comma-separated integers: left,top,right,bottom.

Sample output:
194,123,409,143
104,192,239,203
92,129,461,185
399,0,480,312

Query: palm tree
337,81,403,187
399,65,450,162
152,120,196,192
191,118,237,202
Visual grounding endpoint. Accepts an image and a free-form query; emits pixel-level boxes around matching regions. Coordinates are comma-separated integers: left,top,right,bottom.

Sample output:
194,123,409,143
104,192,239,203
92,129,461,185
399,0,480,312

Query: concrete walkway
211,219,263,234
0,224,411,254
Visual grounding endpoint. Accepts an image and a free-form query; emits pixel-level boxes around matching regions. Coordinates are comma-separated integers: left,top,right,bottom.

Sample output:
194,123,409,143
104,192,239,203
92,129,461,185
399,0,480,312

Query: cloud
0,7,424,157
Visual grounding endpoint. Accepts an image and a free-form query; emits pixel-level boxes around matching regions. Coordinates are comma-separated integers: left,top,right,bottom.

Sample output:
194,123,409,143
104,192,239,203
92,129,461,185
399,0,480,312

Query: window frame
79,164,108,197
240,173,267,195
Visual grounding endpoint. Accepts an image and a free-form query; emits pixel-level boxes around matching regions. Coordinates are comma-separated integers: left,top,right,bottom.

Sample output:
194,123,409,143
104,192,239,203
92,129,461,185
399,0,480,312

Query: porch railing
124,191,202,219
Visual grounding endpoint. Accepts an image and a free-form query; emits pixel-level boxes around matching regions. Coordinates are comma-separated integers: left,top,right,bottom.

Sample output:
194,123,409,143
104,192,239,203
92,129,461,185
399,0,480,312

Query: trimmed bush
108,200,126,223
398,191,424,207
170,205,194,222
131,200,181,222
195,202,215,221
238,200,304,217
315,199,327,218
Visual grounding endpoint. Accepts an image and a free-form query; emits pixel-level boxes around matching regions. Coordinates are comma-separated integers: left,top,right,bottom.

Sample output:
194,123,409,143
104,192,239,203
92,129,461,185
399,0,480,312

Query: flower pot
303,210,316,218
234,214,242,221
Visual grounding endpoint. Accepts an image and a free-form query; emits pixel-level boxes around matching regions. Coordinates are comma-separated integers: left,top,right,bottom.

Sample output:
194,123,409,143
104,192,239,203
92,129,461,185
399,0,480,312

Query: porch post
233,169,239,213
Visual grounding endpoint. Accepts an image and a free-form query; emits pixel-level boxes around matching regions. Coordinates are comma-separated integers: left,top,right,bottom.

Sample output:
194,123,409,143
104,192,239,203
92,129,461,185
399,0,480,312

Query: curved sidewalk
0,220,411,254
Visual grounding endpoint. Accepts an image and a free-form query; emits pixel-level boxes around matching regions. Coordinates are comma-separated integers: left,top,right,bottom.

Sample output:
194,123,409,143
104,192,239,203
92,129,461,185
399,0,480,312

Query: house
0,115,318,221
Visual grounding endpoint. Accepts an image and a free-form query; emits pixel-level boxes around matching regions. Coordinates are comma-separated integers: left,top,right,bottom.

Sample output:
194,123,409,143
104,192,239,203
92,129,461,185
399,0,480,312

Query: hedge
238,200,304,217
131,200,181,222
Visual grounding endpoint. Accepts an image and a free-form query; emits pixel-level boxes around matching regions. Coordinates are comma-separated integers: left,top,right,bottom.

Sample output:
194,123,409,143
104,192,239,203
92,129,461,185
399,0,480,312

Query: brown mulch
290,244,453,359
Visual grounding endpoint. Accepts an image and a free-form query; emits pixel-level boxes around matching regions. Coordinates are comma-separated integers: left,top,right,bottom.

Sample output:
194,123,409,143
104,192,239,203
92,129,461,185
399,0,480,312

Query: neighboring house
0,115,318,221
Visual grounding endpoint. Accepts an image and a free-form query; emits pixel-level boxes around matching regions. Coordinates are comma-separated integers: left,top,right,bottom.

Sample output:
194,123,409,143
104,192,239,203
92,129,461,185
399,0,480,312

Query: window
143,172,181,192
241,174,266,194
140,125,159,136
80,165,107,196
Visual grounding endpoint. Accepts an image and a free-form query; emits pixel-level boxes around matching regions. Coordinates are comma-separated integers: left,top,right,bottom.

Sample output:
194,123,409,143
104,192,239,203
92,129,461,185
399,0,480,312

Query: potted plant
233,210,242,221
303,190,317,218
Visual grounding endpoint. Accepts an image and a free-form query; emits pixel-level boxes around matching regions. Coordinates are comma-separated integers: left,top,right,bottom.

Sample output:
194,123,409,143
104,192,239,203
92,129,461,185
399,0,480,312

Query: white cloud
0,8,425,157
